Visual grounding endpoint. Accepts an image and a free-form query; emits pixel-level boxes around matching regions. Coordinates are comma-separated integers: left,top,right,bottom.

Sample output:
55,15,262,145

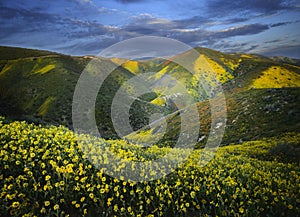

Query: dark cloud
270,21,294,27
122,15,269,40
124,26,157,34
122,15,177,35
223,17,249,24
116,0,146,3
0,4,115,53
62,15,271,54
60,13,270,54
265,39,284,44
213,24,269,38
206,0,294,17
0,1,298,57
0,6,59,23
261,45,300,58
173,16,212,28
0,5,111,41
241,44,260,53
0,4,276,57
0,6,19,19
167,24,269,52
213,41,248,51
64,20,113,38
0,6,63,40
122,16,269,41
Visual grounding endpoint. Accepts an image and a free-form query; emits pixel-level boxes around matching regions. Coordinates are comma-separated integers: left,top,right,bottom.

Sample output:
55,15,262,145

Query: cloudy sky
1,0,300,58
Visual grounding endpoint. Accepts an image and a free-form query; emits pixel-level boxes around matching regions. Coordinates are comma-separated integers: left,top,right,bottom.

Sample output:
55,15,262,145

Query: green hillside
0,46,167,139
1,45,300,143
129,88,300,148
111,47,300,147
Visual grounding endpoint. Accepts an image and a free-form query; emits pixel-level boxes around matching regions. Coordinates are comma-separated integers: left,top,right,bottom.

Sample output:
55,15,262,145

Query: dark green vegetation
0,46,88,127
0,46,165,139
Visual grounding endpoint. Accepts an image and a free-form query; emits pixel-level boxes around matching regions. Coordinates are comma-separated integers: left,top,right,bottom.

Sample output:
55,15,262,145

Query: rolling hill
0,45,299,145
0,46,166,139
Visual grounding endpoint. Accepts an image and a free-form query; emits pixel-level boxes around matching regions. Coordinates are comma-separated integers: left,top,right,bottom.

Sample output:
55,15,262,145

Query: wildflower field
0,117,299,216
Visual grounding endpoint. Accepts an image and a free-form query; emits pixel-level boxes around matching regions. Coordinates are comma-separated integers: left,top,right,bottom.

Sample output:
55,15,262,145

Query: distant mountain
0,45,299,145
269,56,300,66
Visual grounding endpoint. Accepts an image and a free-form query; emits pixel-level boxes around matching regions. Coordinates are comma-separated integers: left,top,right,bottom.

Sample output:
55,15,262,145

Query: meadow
1,117,299,216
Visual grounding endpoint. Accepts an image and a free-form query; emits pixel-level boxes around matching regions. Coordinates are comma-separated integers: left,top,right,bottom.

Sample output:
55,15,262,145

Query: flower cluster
0,117,299,216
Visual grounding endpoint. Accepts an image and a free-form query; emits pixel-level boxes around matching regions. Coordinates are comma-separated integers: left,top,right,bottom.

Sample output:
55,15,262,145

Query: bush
269,141,300,163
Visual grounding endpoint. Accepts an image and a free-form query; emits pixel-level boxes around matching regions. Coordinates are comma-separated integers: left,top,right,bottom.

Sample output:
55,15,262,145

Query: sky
0,0,300,58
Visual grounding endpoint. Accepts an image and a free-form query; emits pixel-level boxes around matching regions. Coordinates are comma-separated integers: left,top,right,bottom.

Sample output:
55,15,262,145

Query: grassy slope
118,47,300,106
126,88,300,148
0,53,87,125
121,47,300,147
1,46,300,144
0,46,167,139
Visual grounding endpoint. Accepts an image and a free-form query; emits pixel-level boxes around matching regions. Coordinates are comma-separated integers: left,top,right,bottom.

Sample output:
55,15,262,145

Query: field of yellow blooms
0,116,299,216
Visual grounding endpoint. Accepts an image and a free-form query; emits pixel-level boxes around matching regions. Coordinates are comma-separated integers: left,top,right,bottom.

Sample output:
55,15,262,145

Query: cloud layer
0,0,299,57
